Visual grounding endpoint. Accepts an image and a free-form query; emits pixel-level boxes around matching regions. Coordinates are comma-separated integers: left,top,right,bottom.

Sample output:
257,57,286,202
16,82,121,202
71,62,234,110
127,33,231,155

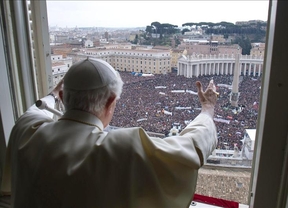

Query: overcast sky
46,1,270,28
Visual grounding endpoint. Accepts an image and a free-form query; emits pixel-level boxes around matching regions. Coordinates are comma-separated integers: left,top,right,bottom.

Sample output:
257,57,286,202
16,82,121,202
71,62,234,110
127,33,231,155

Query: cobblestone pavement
196,166,251,205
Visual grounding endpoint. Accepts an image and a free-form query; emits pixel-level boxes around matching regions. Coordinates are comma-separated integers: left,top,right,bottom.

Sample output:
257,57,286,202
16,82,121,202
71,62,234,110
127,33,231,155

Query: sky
46,1,270,28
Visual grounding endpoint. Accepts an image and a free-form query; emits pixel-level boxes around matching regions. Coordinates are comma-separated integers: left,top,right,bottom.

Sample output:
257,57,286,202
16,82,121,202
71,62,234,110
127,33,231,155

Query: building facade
178,40,241,56
70,47,171,74
250,43,265,57
84,39,94,48
170,48,186,69
51,54,73,86
177,54,264,77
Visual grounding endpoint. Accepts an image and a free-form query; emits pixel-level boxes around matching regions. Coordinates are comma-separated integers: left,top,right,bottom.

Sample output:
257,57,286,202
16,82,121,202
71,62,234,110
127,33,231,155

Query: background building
70,47,171,74
51,54,72,86
250,43,265,57
170,48,186,69
178,40,241,55
84,39,93,48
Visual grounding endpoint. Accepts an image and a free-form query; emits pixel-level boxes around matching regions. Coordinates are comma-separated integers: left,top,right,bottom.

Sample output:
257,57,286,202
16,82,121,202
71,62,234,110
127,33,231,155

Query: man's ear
59,90,64,103
105,95,116,110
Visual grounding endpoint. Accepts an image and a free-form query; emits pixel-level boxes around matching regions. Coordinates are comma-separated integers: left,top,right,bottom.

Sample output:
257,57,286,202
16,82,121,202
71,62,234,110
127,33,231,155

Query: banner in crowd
217,84,232,89
131,72,142,77
214,118,231,124
171,90,185,93
142,73,154,77
162,109,172,116
186,90,197,95
175,107,192,110
137,118,147,122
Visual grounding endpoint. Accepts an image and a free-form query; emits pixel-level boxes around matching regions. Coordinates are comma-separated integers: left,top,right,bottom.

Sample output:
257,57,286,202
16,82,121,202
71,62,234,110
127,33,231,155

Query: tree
233,36,252,55
132,34,139,44
174,36,181,47
145,26,153,34
181,28,190,35
161,23,178,34
151,21,162,34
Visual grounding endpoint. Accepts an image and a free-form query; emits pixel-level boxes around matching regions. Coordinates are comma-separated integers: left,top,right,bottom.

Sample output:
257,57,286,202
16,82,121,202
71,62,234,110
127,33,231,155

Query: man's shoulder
103,127,149,145
107,126,144,138
100,127,154,156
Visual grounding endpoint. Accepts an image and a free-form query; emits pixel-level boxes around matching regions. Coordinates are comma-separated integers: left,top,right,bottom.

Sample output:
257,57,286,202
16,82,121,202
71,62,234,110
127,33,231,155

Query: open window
0,1,287,207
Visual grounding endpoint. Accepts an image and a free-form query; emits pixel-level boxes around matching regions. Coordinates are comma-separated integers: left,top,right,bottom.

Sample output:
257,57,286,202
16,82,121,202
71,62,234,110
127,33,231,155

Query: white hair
63,72,123,116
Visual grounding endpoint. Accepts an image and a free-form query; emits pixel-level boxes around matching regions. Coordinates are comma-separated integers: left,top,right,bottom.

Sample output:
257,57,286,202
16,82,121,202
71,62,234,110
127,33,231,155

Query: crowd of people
109,71,262,151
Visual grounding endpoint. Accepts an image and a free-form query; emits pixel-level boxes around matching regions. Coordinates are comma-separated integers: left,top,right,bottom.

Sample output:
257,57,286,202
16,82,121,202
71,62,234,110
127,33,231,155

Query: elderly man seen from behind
1,58,218,208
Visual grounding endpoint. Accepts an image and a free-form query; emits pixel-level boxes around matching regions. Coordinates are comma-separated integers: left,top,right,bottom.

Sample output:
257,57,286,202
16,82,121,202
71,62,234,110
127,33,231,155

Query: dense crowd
109,71,262,150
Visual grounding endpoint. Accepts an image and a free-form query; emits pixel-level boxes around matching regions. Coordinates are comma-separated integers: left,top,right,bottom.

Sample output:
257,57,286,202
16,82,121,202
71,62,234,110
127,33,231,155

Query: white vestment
1,95,217,208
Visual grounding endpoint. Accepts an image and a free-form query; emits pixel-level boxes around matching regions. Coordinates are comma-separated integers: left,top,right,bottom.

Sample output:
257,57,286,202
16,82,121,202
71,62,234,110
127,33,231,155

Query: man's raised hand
196,80,218,117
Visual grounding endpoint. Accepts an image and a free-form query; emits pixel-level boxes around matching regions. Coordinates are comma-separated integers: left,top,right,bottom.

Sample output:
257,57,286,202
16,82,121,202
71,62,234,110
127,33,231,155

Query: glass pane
46,1,269,206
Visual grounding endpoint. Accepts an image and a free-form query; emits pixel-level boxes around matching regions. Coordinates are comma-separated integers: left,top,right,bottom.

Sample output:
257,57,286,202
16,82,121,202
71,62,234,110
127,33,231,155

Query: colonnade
177,54,263,78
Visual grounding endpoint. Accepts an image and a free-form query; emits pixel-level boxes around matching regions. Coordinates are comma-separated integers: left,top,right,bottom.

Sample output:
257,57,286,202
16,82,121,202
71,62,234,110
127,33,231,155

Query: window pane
46,1,269,206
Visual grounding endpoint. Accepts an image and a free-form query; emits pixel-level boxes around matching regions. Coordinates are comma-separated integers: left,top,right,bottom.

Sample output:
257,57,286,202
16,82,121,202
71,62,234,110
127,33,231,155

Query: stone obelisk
230,53,240,107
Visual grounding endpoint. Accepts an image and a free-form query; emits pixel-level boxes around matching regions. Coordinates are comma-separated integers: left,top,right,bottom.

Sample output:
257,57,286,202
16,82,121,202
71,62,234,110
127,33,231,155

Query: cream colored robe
1,95,217,208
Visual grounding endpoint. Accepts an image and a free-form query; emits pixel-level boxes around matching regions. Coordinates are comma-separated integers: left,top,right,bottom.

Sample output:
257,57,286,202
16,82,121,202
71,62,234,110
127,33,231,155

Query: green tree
132,34,139,44
161,23,178,34
181,28,190,35
145,26,153,34
151,21,162,34
233,36,252,55
174,36,181,47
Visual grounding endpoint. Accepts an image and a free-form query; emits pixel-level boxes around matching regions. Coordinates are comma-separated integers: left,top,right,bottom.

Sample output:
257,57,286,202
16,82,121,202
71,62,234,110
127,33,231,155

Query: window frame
249,1,288,207
0,0,288,207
